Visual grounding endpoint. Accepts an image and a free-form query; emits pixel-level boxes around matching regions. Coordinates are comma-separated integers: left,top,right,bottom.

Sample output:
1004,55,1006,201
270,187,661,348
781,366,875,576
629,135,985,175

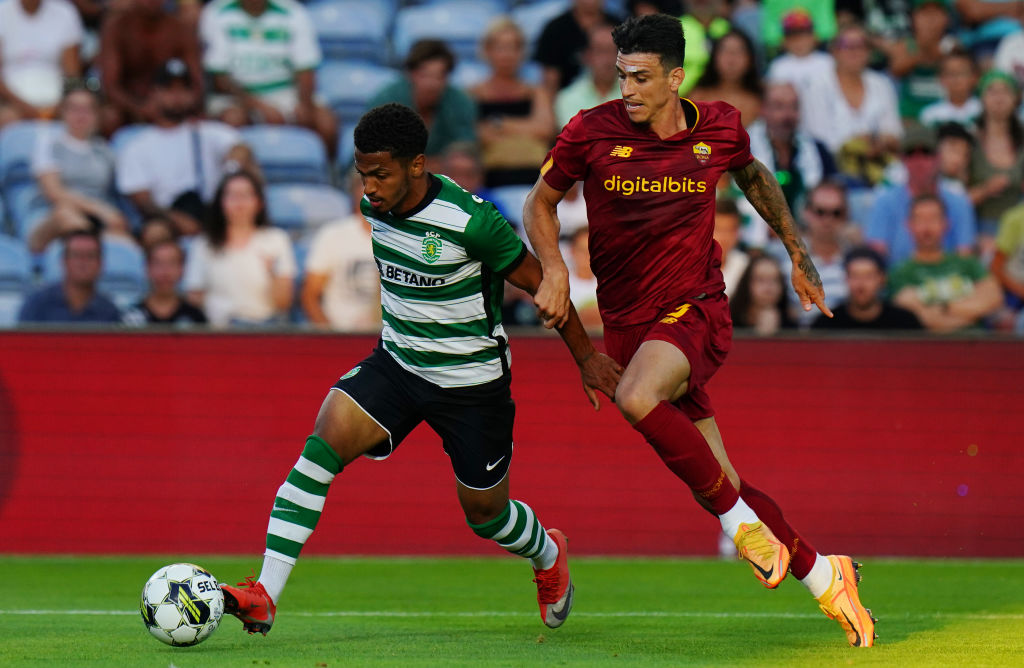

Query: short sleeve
182,238,211,292
31,129,58,176
56,2,84,50
289,7,322,71
201,9,231,73
541,111,588,192
724,106,754,171
116,137,152,195
463,203,527,274
267,228,297,278
305,224,338,274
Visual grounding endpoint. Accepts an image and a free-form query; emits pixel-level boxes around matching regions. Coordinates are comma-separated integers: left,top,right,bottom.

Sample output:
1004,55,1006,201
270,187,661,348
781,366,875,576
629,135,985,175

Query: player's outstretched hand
791,261,834,318
579,352,623,410
534,272,571,329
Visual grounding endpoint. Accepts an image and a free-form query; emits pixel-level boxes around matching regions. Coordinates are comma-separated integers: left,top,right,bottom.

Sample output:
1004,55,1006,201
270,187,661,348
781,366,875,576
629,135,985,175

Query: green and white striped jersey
361,174,527,388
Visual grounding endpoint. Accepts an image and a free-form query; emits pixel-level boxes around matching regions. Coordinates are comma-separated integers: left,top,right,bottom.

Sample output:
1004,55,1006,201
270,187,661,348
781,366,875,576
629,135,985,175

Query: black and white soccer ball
140,563,224,646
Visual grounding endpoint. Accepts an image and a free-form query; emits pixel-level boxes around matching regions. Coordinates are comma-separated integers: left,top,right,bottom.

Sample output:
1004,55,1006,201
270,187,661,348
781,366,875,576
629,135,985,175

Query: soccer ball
140,563,224,646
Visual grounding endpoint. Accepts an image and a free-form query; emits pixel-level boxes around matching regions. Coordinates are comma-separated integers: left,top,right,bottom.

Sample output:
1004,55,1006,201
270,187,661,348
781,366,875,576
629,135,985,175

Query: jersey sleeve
541,111,588,192
463,202,527,274
289,7,322,71
201,11,231,74
724,106,755,171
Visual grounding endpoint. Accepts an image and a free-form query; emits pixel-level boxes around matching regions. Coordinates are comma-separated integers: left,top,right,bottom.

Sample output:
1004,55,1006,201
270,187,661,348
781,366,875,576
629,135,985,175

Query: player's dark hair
405,39,456,74
612,14,686,72
627,0,683,16
354,103,428,160
843,246,887,273
206,170,269,250
694,30,763,97
61,228,101,259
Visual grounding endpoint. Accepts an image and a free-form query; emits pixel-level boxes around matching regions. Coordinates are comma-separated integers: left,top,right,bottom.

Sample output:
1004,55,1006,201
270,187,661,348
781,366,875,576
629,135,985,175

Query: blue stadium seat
239,125,329,184
392,1,505,63
266,183,350,235
0,235,31,326
450,60,492,90
0,121,57,190
487,184,533,229
336,124,356,169
317,60,401,126
41,236,147,311
308,1,392,63
512,0,570,49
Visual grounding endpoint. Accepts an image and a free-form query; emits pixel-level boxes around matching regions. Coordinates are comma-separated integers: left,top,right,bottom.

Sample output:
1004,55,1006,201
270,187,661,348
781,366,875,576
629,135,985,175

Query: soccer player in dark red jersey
524,14,876,648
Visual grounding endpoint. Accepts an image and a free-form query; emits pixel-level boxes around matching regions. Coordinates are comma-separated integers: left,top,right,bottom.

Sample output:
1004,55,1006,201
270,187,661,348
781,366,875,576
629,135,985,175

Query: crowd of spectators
2,0,1024,336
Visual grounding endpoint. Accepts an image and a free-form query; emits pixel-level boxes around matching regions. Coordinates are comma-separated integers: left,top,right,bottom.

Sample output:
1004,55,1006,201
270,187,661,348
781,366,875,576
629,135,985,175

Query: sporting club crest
421,233,442,263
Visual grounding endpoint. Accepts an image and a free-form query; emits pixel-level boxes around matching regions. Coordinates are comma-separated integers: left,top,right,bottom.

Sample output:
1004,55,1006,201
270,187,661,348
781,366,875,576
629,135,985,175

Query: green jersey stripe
382,335,499,368
367,218,468,267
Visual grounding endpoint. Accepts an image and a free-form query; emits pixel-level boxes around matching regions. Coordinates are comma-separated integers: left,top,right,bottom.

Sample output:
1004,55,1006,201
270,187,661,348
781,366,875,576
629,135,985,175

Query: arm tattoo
732,159,822,289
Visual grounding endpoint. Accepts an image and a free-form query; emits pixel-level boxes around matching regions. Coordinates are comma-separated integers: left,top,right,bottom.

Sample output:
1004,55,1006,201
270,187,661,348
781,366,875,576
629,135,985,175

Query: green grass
1,556,1021,667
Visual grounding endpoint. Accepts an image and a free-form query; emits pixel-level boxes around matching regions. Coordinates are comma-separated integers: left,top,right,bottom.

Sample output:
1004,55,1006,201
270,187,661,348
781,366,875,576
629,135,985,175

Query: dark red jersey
542,98,754,327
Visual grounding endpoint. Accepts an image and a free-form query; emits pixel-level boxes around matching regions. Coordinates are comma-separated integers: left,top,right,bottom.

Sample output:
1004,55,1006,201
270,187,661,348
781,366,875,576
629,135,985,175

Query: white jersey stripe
381,328,498,356
380,288,486,324
386,353,505,388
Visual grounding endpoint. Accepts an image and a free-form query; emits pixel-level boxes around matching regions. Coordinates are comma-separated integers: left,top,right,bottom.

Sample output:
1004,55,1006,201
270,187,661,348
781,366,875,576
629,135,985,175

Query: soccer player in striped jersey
524,14,877,647
220,103,622,635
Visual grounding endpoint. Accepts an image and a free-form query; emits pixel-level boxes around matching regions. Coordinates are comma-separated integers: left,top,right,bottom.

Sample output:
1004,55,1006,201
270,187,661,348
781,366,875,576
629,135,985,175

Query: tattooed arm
731,159,834,317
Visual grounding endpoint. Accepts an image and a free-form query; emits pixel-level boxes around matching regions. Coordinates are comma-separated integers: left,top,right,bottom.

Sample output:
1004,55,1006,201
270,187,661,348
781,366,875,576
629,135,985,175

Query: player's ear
669,67,685,94
409,154,427,178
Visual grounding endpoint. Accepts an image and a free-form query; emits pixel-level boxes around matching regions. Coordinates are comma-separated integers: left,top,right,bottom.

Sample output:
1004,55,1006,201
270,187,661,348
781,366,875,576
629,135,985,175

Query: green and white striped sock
469,500,559,570
258,435,343,603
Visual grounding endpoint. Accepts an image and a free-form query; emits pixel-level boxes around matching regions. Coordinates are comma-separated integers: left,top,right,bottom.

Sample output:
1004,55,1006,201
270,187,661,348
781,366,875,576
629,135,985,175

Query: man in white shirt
0,0,82,124
116,59,257,236
765,9,833,97
201,0,336,151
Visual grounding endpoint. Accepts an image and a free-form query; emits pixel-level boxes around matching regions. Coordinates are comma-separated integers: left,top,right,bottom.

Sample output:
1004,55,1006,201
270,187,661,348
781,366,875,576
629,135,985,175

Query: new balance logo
485,456,506,471
609,145,633,158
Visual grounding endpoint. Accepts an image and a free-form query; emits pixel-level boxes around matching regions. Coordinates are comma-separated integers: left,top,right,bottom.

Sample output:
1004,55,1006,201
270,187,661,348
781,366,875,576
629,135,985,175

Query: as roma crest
693,142,711,165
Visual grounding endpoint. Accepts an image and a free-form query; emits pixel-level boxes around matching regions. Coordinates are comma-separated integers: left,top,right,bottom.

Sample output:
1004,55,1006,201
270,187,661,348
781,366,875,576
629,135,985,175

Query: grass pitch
1,556,1021,667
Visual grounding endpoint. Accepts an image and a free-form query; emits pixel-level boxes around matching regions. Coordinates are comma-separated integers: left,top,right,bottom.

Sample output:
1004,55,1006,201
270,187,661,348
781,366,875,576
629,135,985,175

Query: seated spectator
122,239,207,326
470,17,555,187
99,0,202,133
534,0,621,93
867,125,976,265
760,1,838,56
554,25,621,130
439,142,497,208
812,246,923,330
919,47,981,128
890,194,1003,331
936,121,973,188
0,0,83,126
566,226,601,329
967,70,1024,244
300,171,379,332
677,0,732,97
765,9,834,97
787,180,851,326
801,23,903,181
28,85,128,253
882,0,950,120
688,29,763,127
183,171,296,327
18,229,120,323
729,254,796,336
368,40,476,171
713,197,749,297
200,0,337,153
991,202,1024,315
747,80,836,215
137,215,177,252
116,59,257,237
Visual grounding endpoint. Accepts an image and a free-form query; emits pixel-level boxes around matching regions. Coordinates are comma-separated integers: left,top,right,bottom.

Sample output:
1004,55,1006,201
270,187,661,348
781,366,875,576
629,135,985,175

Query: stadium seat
239,125,329,184
0,235,31,326
41,235,147,311
317,60,401,126
336,124,356,170
392,1,505,63
0,121,57,190
450,60,492,90
266,183,350,235
308,1,392,64
512,0,570,49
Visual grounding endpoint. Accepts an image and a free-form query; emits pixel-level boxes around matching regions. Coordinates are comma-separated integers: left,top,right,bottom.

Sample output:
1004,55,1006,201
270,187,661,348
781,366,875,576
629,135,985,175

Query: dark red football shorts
603,292,733,420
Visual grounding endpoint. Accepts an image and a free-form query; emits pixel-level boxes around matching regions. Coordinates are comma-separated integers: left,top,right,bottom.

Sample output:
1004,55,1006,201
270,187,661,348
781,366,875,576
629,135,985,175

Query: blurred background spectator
554,24,621,129
470,17,554,187
919,47,981,127
28,85,127,253
534,0,621,94
122,239,207,326
566,226,601,329
0,0,83,126
677,0,733,97
713,197,749,297
729,254,796,336
765,9,834,96
369,39,476,171
200,0,338,153
882,0,950,121
183,171,296,327
690,29,763,126
300,170,378,331
890,194,1002,331
115,59,256,237
812,245,923,330
99,0,203,133
18,229,119,323
990,201,1024,330
935,120,974,186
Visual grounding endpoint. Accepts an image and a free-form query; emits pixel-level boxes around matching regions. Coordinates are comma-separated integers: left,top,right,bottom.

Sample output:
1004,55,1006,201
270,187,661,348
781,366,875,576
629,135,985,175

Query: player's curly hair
612,13,686,72
354,103,428,160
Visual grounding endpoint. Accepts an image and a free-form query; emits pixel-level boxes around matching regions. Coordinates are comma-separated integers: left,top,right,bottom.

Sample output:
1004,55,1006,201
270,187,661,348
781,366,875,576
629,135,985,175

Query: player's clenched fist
534,273,571,329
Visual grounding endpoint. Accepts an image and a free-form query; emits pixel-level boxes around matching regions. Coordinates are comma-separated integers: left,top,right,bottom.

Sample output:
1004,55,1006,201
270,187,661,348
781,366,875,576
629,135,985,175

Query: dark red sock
739,479,817,579
633,401,739,515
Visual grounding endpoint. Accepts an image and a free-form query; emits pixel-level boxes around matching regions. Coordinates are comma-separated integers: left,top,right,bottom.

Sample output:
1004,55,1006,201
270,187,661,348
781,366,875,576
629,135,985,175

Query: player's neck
391,174,434,217
648,100,688,140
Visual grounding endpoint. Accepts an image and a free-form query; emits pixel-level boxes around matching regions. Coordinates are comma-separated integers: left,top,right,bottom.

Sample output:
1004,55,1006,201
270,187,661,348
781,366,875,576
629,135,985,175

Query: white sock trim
530,532,558,571
800,553,833,599
258,553,295,604
717,497,759,541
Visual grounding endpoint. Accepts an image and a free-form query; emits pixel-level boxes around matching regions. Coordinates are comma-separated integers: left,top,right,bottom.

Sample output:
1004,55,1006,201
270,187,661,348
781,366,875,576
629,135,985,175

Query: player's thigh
615,339,692,423
312,390,389,466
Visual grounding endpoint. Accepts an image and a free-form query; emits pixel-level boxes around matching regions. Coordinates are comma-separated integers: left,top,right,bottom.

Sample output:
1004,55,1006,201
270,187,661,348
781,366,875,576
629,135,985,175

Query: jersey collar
391,174,442,219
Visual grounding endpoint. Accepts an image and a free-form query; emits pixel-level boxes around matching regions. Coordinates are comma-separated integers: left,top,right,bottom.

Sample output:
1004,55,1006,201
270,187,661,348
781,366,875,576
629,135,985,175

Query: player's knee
615,379,660,425
462,499,506,526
